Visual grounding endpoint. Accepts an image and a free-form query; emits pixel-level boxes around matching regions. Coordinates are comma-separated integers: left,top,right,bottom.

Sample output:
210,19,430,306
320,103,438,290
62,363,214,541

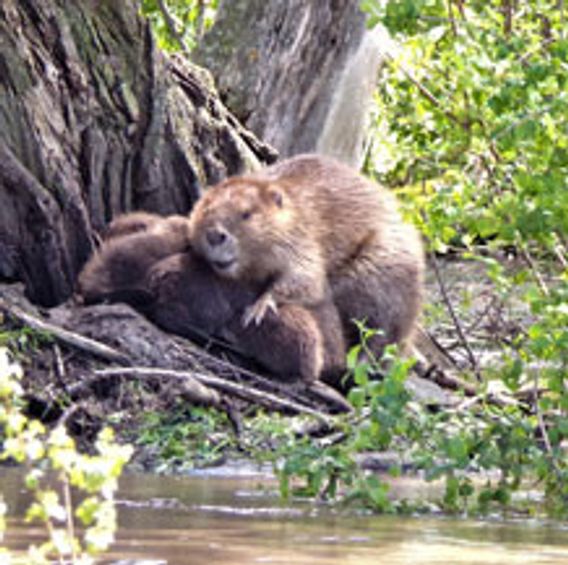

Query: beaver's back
258,154,421,273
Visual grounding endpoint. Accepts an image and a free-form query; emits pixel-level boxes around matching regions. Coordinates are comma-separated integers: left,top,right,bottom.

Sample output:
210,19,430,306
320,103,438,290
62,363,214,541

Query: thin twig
195,0,206,39
0,299,130,365
383,52,464,127
518,246,550,296
67,369,221,408
502,0,513,36
462,295,495,334
447,0,458,35
532,372,563,477
429,253,483,380
553,232,568,269
414,358,479,397
414,324,460,369
172,335,344,411
52,343,72,399
62,476,77,565
57,401,90,429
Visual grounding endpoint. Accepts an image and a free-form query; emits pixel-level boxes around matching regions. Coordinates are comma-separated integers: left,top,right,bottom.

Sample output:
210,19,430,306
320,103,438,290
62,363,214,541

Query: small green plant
0,324,53,358
135,405,235,473
250,335,418,513
0,347,133,564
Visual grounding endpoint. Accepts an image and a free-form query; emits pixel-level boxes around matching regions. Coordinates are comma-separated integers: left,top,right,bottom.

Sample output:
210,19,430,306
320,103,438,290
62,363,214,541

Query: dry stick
67,369,221,409
174,336,346,412
414,359,479,397
56,401,90,428
0,299,130,365
3,298,342,415
519,245,550,296
414,323,460,369
53,343,69,394
553,233,568,269
429,253,483,381
96,367,331,424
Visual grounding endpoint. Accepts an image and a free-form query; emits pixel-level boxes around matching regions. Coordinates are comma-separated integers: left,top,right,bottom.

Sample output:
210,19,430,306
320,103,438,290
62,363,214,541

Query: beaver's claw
242,293,278,327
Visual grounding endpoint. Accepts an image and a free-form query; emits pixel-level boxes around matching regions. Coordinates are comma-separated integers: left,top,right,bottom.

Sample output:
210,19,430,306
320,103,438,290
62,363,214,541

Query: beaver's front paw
242,293,278,327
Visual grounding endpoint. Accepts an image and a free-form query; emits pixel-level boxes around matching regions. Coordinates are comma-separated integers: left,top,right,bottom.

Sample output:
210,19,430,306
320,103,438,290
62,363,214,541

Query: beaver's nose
206,226,228,247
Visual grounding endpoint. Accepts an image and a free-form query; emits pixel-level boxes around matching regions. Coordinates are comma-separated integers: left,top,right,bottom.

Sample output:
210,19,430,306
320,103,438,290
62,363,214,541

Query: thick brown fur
188,154,425,357
78,212,346,383
78,213,190,306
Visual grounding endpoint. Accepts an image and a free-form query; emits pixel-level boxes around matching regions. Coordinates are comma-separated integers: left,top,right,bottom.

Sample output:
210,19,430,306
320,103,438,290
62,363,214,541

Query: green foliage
135,405,235,473
250,340,419,513
0,348,132,564
140,0,218,53
364,0,567,251
256,336,566,517
0,323,53,358
356,0,567,516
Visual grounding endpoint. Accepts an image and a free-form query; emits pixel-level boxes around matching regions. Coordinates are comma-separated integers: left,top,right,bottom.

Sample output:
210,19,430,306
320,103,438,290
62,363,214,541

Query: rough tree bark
0,0,276,307
195,0,384,164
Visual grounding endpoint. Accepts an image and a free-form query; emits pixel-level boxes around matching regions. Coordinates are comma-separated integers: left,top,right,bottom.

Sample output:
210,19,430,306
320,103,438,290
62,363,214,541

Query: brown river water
2,466,568,564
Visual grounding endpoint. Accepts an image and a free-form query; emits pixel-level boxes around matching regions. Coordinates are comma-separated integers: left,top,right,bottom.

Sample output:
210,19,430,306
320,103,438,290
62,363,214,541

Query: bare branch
156,0,191,56
429,252,483,380
0,299,130,365
518,245,550,296
533,373,563,477
95,367,334,424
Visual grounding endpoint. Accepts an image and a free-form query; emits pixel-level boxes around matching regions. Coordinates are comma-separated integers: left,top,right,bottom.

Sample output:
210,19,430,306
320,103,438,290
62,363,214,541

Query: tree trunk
195,0,383,164
0,0,275,307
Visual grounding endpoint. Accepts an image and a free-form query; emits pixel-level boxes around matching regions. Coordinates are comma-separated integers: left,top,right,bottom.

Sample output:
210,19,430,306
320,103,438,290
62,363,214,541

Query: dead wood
0,297,130,365
0,284,348,436
67,369,222,409
95,367,331,423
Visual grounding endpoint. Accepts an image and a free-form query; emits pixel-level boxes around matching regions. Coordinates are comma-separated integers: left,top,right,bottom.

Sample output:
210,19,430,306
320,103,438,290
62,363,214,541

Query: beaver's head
188,177,292,280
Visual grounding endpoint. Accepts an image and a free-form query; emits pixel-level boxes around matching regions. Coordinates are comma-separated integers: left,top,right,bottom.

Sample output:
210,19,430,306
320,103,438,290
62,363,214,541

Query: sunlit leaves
0,348,132,563
360,0,568,516
365,0,567,256
140,0,218,53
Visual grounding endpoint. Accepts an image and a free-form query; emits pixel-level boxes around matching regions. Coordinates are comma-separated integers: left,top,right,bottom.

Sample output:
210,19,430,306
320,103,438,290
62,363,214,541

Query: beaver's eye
241,209,253,221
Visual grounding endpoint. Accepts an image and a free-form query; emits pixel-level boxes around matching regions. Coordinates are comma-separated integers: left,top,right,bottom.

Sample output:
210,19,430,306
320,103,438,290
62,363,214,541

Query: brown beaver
188,154,424,358
78,212,191,306
78,212,346,383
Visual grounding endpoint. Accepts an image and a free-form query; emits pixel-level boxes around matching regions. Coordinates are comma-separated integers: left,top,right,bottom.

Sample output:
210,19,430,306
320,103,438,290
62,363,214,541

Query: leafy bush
0,348,132,564
357,0,567,515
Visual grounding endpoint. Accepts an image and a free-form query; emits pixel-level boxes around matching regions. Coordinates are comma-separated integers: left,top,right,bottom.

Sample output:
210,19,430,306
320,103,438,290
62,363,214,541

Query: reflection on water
2,467,568,564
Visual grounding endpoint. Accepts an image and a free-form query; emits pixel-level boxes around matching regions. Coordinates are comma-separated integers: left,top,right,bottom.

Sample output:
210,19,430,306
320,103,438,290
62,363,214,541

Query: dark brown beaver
188,154,425,358
78,212,346,383
78,213,190,306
